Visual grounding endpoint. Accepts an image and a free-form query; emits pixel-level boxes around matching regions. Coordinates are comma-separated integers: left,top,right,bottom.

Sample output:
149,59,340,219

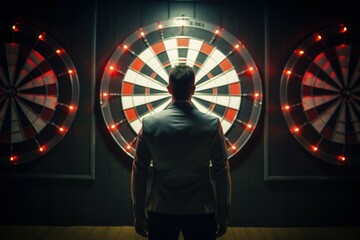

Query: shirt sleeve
211,119,232,219
130,123,152,219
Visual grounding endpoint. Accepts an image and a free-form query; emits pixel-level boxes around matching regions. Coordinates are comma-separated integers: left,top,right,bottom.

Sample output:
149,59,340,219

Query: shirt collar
167,100,195,109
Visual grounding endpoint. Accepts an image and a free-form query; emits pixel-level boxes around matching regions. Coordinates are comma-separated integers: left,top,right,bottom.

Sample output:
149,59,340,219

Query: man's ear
167,85,173,94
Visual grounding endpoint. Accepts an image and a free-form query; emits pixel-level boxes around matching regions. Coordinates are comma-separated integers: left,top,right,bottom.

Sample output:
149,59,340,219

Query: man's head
167,64,195,100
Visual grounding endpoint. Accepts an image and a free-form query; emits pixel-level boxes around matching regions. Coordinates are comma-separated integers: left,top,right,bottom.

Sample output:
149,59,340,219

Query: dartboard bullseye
0,24,80,165
100,17,263,159
280,24,360,165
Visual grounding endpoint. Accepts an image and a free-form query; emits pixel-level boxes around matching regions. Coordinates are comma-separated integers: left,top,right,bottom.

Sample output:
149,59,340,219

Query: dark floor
1,226,360,240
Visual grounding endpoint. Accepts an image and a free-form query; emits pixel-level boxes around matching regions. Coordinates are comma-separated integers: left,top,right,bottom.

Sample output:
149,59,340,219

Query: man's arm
130,126,151,237
211,119,232,237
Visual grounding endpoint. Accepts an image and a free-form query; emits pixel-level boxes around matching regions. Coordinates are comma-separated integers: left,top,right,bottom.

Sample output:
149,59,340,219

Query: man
130,64,231,240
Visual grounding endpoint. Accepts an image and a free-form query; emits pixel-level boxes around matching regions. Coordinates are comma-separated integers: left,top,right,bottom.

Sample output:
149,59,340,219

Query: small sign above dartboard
100,17,263,159
0,24,80,165
280,24,360,165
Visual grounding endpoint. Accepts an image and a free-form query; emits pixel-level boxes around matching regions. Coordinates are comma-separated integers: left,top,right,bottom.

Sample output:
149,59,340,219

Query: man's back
142,100,222,214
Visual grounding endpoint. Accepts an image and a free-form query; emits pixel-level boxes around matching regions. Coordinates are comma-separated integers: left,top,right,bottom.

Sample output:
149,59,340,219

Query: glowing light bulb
59,127,65,132
215,29,220,35
56,49,62,54
247,124,252,129
102,92,108,97
68,69,74,74
140,31,145,37
254,92,260,98
297,50,304,56
340,25,347,33
283,105,290,111
293,127,300,133
312,146,318,152
69,105,75,111
315,34,322,41
123,45,128,49
38,34,44,40
234,44,240,49
10,156,16,161
39,146,45,152
126,145,131,150
110,124,116,129
109,66,114,71
158,24,163,29
338,155,346,161
231,145,236,150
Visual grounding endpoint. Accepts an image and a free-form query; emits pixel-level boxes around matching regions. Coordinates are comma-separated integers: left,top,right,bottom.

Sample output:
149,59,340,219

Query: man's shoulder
141,111,168,125
193,109,220,122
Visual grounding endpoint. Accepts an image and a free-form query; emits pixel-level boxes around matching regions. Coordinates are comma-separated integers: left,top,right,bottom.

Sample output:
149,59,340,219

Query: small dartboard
280,24,360,165
0,24,79,165
100,17,263,159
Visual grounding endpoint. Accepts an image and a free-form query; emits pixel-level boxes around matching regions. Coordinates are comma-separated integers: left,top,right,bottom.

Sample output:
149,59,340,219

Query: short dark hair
168,64,195,100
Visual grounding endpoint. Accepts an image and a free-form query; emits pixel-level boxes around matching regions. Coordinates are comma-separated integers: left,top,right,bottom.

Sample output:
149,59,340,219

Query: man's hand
134,215,148,237
216,217,228,238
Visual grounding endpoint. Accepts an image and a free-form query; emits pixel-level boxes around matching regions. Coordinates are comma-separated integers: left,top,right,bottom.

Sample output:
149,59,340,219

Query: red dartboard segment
121,82,134,95
177,38,190,47
152,42,166,54
100,17,263,159
229,82,241,95
124,108,138,122
224,108,238,123
280,24,360,165
130,58,146,72
200,41,214,55
23,125,37,139
219,58,233,72
0,24,80,165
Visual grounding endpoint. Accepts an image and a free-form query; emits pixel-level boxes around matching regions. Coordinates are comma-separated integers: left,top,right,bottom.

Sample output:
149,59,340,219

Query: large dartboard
100,17,263,159
280,24,360,165
0,24,79,165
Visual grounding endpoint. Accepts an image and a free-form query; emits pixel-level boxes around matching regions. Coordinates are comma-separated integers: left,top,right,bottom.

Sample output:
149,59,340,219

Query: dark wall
1,0,360,227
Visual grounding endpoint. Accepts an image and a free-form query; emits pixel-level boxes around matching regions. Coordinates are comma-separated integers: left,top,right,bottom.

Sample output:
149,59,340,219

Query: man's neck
172,97,192,102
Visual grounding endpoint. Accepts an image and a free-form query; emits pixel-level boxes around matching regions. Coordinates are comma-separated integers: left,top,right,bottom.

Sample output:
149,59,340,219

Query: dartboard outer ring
100,17,263,159
0,24,80,165
280,24,360,166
